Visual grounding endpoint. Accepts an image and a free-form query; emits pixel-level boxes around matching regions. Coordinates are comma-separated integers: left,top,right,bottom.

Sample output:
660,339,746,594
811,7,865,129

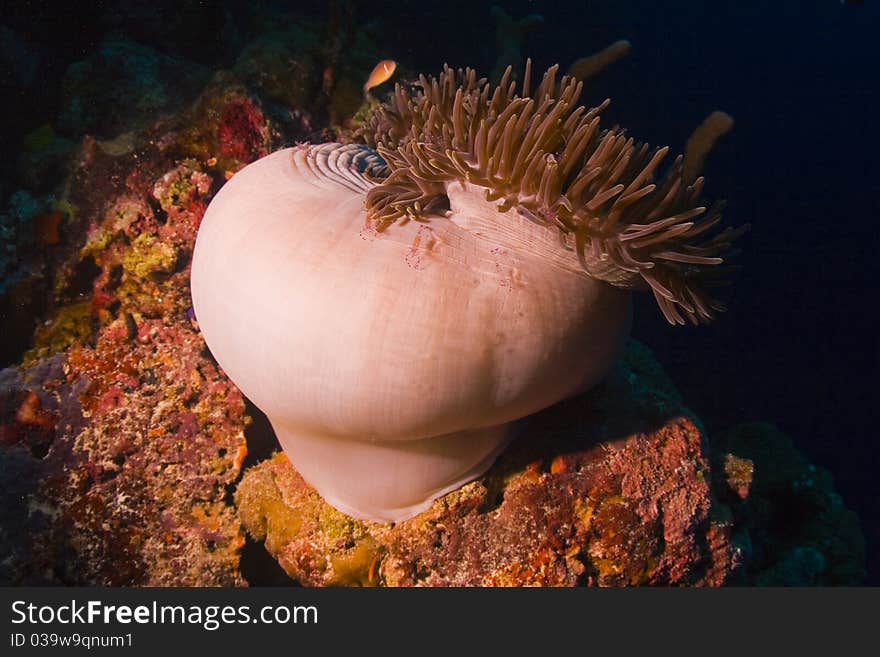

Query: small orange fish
364,60,397,94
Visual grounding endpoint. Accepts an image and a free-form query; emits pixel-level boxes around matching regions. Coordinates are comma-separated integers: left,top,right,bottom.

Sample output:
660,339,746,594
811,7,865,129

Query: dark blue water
390,0,880,584
2,0,877,583
550,0,880,585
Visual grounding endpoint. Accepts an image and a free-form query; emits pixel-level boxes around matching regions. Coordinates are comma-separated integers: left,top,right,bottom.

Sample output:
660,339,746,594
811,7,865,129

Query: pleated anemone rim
356,59,746,325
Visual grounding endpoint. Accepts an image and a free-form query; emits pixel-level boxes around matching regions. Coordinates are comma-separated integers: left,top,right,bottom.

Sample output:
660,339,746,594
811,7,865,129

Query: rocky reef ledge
235,341,865,586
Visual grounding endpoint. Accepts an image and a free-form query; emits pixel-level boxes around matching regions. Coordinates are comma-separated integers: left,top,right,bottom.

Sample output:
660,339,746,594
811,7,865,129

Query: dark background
2,0,877,583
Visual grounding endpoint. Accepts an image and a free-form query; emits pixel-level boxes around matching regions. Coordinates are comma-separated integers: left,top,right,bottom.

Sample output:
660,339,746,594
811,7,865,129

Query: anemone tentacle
356,61,745,325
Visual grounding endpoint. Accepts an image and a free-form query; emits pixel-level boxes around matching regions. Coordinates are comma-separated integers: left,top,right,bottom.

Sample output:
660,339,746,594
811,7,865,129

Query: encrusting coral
357,62,746,325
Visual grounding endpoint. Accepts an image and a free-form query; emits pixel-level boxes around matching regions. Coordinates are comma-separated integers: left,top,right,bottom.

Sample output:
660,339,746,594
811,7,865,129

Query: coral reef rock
0,320,248,586
237,342,738,586
235,342,864,587
0,7,374,586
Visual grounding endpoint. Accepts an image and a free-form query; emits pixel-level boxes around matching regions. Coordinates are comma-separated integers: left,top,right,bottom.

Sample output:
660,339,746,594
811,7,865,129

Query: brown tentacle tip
354,60,744,325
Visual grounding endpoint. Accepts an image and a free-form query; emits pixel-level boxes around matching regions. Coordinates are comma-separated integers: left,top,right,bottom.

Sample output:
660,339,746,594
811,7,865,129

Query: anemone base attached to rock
191,62,743,523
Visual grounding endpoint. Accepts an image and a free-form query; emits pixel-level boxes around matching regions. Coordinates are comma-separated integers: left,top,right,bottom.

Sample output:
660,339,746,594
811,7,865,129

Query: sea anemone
191,62,742,523
358,62,743,324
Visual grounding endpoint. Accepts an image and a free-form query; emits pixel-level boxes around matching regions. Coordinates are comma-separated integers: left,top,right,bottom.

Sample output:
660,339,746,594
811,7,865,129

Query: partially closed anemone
191,61,743,523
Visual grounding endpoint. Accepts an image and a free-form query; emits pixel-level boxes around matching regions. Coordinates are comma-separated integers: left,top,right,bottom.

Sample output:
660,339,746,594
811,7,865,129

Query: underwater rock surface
1,323,247,585
0,28,314,584
237,343,731,587
236,342,864,586
0,10,864,586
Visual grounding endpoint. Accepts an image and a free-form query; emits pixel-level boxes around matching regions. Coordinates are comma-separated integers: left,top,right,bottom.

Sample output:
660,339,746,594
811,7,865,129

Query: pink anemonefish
364,60,397,95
